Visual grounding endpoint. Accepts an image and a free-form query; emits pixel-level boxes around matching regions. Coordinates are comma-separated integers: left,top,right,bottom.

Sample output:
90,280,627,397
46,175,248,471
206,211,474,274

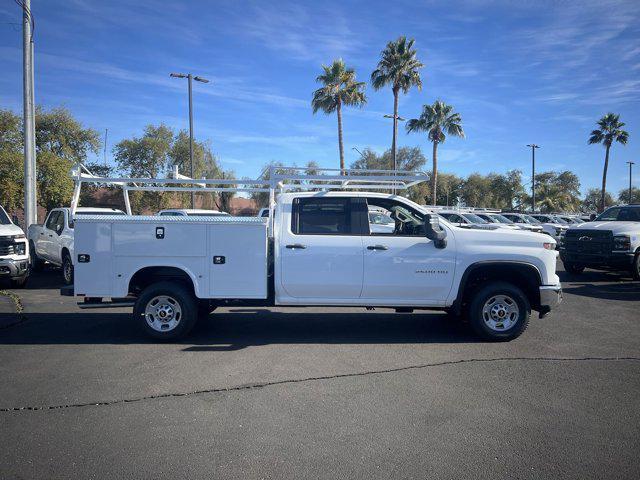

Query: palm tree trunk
337,99,345,175
431,141,438,205
391,87,399,173
600,144,610,212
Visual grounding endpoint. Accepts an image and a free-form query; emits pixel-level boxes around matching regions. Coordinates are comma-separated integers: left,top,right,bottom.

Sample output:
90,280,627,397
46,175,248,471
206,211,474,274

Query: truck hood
0,223,26,237
454,225,555,247
570,221,639,236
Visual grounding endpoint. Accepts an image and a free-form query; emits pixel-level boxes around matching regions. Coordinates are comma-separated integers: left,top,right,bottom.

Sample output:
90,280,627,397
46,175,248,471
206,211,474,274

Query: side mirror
589,213,596,221
424,214,447,249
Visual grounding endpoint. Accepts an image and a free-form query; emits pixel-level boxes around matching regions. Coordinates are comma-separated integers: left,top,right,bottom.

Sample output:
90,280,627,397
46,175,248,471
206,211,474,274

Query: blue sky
1,0,639,195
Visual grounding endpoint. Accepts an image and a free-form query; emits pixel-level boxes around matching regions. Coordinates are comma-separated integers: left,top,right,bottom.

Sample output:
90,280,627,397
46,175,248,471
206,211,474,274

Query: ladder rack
69,164,430,216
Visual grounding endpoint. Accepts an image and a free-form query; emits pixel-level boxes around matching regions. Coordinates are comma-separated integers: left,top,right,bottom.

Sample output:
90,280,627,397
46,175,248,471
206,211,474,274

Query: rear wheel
134,281,198,341
563,261,585,275
467,282,530,342
632,253,640,281
62,252,74,285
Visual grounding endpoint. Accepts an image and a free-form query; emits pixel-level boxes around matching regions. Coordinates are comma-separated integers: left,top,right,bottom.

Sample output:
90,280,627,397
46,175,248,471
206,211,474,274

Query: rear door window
45,211,60,230
292,198,353,235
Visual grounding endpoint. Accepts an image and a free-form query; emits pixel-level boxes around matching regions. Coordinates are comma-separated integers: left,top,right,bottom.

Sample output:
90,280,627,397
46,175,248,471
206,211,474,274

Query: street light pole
352,147,365,159
170,72,210,208
627,161,635,204
384,114,405,194
526,144,540,212
21,0,37,228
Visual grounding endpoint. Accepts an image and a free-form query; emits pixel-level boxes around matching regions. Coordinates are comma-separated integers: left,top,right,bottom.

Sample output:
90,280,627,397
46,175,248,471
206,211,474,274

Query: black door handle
367,245,389,250
286,244,307,249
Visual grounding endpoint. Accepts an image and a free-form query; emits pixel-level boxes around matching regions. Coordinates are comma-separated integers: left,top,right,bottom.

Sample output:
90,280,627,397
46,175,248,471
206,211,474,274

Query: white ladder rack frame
69,164,430,234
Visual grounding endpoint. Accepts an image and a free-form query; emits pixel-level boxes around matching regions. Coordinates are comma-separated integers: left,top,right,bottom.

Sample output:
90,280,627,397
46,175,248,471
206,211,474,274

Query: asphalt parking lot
1,262,639,479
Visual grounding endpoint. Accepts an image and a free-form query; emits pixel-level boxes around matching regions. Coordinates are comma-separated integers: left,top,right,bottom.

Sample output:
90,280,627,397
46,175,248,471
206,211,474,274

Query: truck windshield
523,215,541,224
0,207,11,225
490,214,513,224
462,213,488,224
596,206,640,222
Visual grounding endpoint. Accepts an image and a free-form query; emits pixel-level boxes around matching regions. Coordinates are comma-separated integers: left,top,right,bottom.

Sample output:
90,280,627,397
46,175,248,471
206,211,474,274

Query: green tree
618,187,640,205
583,188,614,212
0,107,101,214
530,171,581,213
0,150,24,211
406,100,464,205
371,36,423,172
488,170,526,210
350,146,426,171
114,124,174,212
35,106,100,163
312,59,366,172
461,173,493,208
588,113,629,212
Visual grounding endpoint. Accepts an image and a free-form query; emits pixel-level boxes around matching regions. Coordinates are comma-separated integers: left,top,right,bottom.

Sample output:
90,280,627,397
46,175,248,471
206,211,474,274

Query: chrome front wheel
482,294,520,331
144,295,182,332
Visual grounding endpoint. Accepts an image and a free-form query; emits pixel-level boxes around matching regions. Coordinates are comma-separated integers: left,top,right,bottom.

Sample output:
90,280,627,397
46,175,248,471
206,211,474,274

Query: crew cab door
38,211,60,261
360,198,456,305
279,197,364,300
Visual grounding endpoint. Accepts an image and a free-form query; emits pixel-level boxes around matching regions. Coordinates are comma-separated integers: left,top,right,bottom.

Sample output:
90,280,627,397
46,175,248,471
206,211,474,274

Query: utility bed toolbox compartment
74,215,268,299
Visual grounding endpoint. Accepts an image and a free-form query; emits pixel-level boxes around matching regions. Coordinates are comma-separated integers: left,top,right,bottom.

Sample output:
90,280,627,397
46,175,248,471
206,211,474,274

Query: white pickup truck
66,190,562,342
28,207,125,284
0,205,29,288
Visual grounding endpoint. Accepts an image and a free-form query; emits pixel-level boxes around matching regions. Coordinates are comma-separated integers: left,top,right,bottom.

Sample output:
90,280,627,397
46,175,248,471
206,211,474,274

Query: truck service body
68,182,562,342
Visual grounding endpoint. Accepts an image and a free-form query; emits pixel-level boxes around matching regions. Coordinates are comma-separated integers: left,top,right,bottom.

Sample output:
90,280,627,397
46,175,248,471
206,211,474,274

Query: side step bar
78,301,135,309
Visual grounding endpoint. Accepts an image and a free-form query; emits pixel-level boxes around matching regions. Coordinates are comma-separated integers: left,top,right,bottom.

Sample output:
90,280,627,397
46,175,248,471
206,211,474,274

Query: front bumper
538,284,562,317
560,251,635,270
0,258,29,279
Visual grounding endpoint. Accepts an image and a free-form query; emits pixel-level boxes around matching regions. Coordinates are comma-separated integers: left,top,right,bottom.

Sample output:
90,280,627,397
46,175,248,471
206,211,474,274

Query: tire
563,261,585,275
62,251,74,285
10,275,28,289
133,281,198,341
467,281,530,342
632,253,640,281
29,242,44,272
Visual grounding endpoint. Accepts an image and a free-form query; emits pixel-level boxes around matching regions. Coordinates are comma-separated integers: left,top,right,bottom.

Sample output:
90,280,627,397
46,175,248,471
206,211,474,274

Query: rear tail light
543,242,555,250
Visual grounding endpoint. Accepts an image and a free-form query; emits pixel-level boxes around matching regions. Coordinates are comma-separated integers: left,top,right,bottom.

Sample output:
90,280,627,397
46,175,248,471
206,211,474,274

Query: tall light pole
352,146,365,159
627,161,635,204
20,0,37,228
526,144,540,212
170,72,210,208
384,114,405,194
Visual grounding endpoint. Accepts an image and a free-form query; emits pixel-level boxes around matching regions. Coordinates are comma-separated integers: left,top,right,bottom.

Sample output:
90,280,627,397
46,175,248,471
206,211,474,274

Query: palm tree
589,113,629,212
371,36,423,173
312,59,367,173
406,100,464,205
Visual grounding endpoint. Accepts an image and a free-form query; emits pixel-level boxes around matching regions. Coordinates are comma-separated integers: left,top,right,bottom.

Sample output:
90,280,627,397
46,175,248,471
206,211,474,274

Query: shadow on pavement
561,282,640,301
0,309,477,348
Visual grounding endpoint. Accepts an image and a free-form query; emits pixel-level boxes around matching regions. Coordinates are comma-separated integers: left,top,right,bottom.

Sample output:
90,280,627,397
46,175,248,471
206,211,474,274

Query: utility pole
627,161,635,204
526,144,540,212
170,73,209,208
21,0,37,228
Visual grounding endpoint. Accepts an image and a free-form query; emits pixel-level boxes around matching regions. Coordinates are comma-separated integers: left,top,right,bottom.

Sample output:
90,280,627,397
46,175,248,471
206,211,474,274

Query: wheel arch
128,265,198,297
452,261,543,315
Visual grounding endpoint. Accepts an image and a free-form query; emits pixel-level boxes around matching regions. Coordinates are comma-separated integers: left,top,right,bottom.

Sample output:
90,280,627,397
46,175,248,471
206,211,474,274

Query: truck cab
0,205,29,288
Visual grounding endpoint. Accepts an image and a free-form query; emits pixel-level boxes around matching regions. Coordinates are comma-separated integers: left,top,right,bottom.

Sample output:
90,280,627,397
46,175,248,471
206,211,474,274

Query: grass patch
0,290,23,313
